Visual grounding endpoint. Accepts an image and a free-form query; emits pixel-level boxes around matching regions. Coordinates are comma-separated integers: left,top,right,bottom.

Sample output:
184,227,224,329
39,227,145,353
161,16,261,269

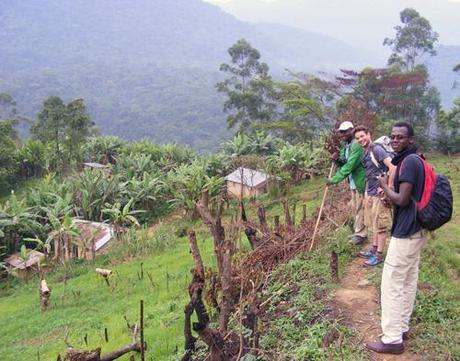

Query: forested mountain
427,45,460,110
0,0,458,150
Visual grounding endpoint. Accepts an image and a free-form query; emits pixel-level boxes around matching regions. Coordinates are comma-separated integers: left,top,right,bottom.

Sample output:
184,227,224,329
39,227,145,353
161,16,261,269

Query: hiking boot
358,247,376,258
366,341,404,355
350,235,367,245
365,254,382,266
402,331,409,341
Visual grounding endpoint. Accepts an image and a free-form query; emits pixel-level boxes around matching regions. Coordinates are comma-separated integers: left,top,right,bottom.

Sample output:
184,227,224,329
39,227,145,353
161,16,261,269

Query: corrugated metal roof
224,167,268,188
73,220,115,251
83,162,109,169
5,250,44,269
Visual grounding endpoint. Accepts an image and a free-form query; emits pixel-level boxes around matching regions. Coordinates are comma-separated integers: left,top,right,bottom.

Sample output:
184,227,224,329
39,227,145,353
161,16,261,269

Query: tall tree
435,101,460,154
336,67,440,145
454,63,460,89
217,39,276,133
31,96,67,167
384,8,439,71
31,96,96,169
0,120,18,192
64,98,96,162
266,73,338,144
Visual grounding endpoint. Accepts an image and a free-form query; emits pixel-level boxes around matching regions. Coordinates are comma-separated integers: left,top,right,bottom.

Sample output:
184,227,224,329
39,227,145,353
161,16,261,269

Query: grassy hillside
0,155,458,360
0,177,326,360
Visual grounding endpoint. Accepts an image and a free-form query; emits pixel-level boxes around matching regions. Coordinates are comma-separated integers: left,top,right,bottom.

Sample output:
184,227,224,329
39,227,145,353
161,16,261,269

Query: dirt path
333,254,421,361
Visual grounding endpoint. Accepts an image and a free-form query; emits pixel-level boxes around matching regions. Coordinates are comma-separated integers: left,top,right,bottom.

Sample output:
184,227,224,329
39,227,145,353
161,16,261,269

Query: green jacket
330,140,366,194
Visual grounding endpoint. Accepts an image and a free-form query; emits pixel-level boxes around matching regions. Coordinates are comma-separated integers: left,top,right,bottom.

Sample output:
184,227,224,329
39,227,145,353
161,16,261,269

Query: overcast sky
205,0,460,54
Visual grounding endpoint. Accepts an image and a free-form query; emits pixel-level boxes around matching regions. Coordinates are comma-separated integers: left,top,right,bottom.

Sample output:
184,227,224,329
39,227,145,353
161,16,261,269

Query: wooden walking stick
309,163,336,251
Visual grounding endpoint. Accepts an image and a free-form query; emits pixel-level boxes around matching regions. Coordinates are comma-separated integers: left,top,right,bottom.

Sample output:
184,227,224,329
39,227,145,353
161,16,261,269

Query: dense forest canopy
2,0,458,151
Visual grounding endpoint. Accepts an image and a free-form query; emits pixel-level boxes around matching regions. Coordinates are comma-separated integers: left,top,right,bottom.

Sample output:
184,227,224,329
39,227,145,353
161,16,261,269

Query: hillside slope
0,0,376,151
1,1,458,150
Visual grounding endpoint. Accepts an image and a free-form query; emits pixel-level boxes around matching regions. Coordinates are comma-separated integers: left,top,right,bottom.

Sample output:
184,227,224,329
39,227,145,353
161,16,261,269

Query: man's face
339,128,353,141
354,130,371,148
390,126,413,153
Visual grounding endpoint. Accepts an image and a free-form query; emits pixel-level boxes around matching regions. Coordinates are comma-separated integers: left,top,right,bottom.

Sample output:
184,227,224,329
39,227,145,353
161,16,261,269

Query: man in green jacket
327,121,367,244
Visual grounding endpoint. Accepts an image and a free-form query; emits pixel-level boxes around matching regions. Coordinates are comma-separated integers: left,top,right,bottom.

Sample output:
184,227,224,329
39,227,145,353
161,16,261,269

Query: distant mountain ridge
0,0,458,150
427,45,460,109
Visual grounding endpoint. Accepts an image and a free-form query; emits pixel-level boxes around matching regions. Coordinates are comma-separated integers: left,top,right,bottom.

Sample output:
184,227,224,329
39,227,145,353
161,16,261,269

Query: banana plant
0,193,42,255
167,161,224,217
72,169,121,221
102,199,144,238
46,213,79,261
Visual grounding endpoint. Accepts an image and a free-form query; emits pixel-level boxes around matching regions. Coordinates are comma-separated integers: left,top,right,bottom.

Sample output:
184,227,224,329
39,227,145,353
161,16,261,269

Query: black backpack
400,155,453,231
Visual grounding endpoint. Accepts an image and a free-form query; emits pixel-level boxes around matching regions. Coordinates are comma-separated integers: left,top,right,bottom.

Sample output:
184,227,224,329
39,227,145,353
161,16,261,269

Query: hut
51,220,115,261
224,167,269,199
71,220,115,260
5,249,45,279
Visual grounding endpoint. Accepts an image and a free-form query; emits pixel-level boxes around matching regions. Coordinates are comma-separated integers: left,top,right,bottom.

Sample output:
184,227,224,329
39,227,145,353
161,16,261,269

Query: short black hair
392,122,414,137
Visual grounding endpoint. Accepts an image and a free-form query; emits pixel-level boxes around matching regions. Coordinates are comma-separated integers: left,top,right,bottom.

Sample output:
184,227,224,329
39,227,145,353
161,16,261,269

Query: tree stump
39,279,51,312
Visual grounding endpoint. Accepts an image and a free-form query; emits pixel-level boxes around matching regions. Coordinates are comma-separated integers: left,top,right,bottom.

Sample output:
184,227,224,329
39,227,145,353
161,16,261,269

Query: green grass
0,221,216,360
258,227,366,361
1,155,458,361
408,155,460,360
0,176,326,360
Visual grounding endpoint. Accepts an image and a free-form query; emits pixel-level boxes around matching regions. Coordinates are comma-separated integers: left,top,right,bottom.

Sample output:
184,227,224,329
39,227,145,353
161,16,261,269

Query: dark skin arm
377,174,413,207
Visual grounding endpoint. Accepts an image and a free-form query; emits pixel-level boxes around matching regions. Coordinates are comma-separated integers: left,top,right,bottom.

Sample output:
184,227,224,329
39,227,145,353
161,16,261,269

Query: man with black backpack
353,126,395,266
366,122,452,354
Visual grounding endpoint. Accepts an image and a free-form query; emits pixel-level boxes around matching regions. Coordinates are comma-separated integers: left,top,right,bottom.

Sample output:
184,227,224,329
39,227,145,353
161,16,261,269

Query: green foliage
167,160,224,215
266,142,328,187
82,136,125,164
217,39,277,132
31,96,96,171
435,103,460,154
102,199,143,237
71,169,121,221
16,140,47,178
0,120,18,193
268,74,337,143
0,193,42,255
384,8,439,71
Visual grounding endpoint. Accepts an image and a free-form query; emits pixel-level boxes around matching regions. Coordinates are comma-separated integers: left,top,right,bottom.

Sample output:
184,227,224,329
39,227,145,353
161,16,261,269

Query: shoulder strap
369,147,380,168
399,154,435,210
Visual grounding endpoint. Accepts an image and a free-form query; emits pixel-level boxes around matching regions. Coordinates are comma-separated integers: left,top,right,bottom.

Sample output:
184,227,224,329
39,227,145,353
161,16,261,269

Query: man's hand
377,174,388,188
330,152,339,161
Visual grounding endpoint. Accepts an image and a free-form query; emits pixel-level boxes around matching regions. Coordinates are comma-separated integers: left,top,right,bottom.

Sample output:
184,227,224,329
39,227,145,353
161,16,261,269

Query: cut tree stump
39,279,51,312
95,268,112,286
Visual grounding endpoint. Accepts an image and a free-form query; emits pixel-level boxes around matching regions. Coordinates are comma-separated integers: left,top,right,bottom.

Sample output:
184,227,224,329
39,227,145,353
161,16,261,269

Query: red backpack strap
398,154,436,210
417,156,436,211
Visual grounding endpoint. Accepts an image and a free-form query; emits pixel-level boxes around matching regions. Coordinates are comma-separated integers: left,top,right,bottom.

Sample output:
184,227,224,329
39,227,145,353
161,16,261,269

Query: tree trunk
283,199,292,228
100,343,141,361
330,251,339,282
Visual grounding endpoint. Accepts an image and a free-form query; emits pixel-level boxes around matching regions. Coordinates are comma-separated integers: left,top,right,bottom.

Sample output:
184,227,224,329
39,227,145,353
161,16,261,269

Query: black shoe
366,341,404,355
403,331,409,341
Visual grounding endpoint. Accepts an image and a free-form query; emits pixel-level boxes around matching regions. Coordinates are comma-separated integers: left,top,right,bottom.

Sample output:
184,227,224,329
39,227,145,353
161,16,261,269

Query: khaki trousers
350,190,367,237
381,230,427,344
